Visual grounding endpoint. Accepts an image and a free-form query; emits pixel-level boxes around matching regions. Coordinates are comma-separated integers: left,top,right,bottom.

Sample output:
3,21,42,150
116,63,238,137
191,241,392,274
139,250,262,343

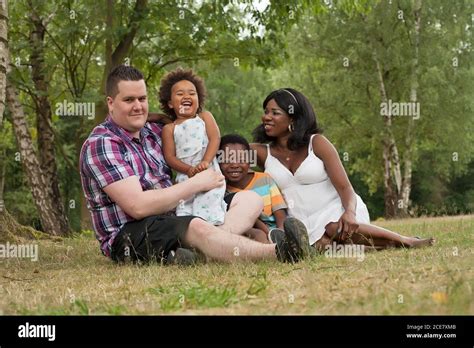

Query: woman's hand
337,211,359,242
195,160,210,173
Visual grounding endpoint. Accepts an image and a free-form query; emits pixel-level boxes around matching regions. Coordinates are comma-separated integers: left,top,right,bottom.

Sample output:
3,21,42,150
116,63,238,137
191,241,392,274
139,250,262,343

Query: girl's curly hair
158,68,207,120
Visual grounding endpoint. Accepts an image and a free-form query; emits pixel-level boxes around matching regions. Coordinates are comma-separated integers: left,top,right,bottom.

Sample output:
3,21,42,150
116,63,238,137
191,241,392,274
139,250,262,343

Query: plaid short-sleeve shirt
80,117,173,257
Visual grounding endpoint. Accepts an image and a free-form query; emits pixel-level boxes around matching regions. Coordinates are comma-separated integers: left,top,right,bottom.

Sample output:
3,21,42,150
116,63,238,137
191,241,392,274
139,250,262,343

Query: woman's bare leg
313,231,380,253
323,222,435,249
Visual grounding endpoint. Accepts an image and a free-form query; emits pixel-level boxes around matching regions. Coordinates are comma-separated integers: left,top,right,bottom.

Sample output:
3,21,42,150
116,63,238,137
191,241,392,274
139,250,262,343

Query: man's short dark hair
106,65,145,98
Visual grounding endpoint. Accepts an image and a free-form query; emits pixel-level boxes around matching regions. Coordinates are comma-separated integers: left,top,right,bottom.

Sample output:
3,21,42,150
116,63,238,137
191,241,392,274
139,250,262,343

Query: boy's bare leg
244,228,271,244
217,191,263,235
182,218,276,262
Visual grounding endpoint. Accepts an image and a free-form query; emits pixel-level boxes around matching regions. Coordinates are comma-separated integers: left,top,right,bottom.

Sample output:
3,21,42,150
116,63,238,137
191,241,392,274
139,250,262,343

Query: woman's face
261,98,291,138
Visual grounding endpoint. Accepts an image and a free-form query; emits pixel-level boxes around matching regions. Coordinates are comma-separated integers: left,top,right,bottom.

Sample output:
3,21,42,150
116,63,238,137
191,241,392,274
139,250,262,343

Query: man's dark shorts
111,215,197,264
224,192,236,210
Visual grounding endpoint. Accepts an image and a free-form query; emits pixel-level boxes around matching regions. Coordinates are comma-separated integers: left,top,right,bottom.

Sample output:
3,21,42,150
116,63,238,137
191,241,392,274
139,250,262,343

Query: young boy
219,134,289,243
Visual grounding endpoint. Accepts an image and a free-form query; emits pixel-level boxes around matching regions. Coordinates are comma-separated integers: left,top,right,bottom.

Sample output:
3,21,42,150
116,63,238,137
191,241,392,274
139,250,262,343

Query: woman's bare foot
407,236,436,248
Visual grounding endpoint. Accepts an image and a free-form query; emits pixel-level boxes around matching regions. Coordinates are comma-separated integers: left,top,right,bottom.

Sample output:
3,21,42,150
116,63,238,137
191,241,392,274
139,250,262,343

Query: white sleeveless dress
174,116,226,225
264,134,370,245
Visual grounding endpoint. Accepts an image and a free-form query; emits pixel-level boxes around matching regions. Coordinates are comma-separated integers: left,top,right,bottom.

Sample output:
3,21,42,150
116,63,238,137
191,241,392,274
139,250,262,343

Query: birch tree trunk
0,0,8,216
373,50,403,218
6,80,70,236
401,0,422,215
27,3,70,235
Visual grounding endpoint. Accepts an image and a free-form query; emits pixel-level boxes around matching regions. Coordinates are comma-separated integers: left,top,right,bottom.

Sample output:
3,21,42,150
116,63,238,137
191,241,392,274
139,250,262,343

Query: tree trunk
372,49,403,218
0,0,44,241
400,0,422,215
382,139,397,217
6,80,70,236
0,0,8,217
0,146,5,214
0,0,7,125
28,6,70,234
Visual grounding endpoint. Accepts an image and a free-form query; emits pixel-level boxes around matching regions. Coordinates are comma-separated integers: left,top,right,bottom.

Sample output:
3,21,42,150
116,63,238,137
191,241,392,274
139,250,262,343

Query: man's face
107,80,148,136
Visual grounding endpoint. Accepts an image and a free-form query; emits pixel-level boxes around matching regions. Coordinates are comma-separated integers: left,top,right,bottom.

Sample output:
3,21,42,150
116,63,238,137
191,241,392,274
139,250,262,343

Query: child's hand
195,161,210,173
187,166,198,178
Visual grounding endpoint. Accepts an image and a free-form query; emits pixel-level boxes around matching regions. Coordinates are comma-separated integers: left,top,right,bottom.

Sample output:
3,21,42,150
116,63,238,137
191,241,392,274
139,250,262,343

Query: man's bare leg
182,218,276,262
217,191,263,235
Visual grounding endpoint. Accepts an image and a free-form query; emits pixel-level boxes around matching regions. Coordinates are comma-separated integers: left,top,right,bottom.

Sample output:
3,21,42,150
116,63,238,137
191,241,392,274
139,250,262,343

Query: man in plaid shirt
80,65,308,264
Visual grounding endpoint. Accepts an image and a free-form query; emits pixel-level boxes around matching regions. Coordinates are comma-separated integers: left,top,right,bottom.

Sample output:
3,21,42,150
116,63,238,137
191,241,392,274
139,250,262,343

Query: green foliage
271,0,474,217
6,0,285,230
3,0,472,227
196,60,275,139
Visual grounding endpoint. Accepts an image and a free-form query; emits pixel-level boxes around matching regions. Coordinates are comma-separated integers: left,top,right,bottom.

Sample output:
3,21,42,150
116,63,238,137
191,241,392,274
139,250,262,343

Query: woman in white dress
251,88,434,251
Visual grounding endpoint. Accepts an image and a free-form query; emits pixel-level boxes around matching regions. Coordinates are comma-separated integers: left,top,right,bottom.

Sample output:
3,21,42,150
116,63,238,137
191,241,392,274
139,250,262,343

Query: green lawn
1,215,473,315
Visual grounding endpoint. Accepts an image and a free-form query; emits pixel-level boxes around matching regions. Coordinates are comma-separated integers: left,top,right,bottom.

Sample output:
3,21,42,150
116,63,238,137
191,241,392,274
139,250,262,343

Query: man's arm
148,112,173,124
104,169,225,220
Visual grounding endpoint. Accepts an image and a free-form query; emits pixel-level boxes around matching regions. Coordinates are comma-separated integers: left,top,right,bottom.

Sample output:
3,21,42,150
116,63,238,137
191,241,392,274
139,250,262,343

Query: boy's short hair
159,68,206,120
106,65,145,98
220,134,250,151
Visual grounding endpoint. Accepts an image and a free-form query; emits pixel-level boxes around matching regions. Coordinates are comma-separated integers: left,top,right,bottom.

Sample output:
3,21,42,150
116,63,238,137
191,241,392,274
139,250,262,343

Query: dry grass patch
1,215,473,315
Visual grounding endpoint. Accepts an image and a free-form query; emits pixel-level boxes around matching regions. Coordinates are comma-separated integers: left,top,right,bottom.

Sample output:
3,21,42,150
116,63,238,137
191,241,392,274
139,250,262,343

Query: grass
1,215,473,315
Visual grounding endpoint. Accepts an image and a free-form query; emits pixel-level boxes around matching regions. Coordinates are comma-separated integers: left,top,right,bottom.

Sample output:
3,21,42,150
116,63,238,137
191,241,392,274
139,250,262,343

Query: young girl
159,68,226,225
